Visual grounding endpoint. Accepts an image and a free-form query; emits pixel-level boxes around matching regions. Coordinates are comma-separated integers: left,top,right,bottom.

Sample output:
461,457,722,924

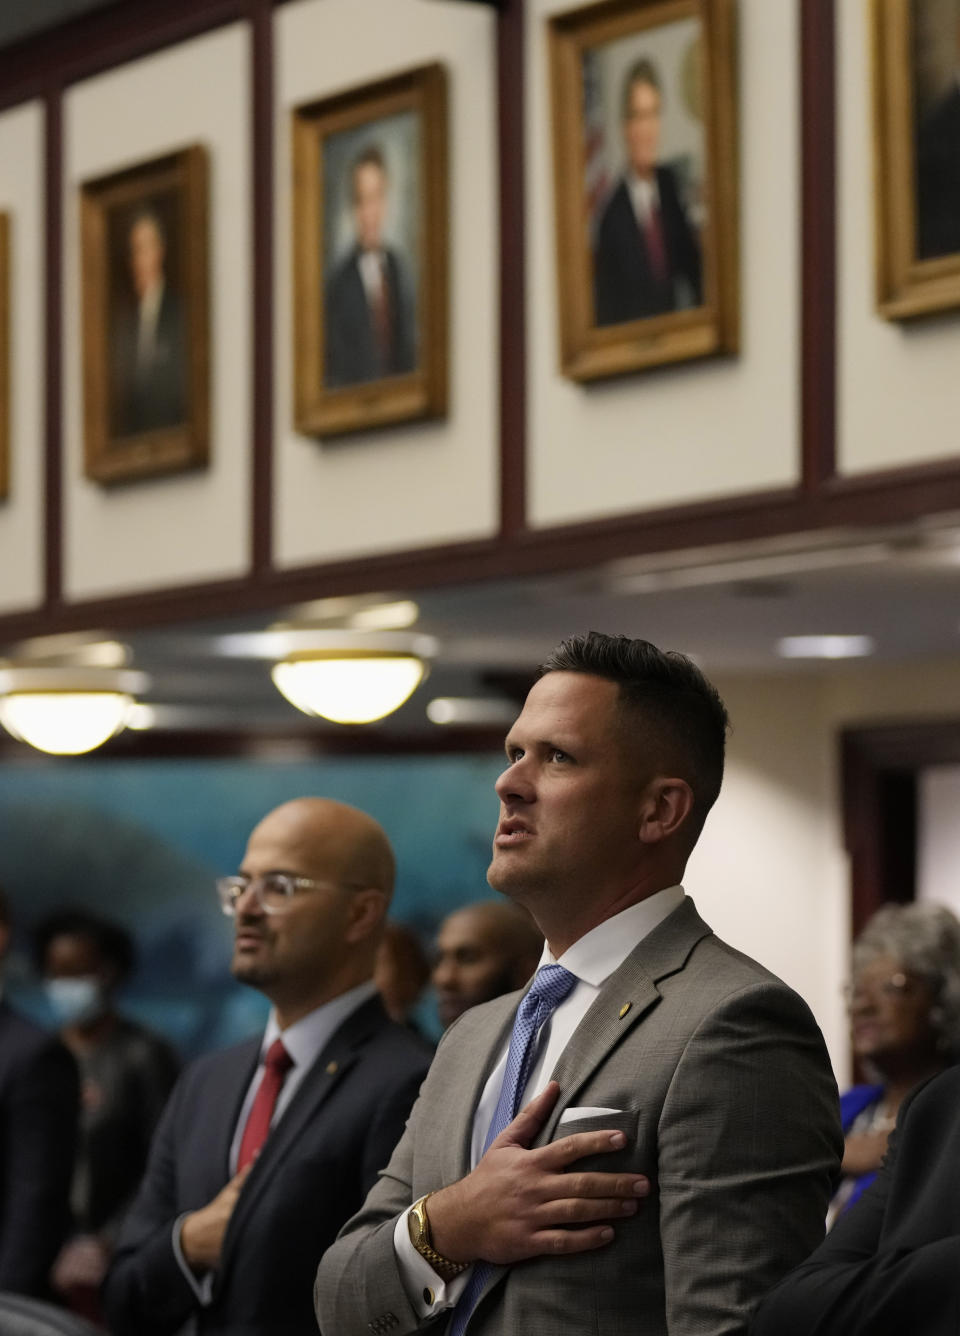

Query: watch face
408,1201,426,1246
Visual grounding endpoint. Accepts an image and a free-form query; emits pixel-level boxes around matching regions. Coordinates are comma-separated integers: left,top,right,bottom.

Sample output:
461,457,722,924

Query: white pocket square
558,1106,623,1124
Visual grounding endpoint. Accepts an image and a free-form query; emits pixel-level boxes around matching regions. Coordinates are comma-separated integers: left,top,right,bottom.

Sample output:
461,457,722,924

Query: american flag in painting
582,48,611,239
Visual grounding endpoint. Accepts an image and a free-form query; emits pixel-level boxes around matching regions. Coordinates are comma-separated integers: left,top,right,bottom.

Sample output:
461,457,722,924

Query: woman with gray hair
829,900,960,1225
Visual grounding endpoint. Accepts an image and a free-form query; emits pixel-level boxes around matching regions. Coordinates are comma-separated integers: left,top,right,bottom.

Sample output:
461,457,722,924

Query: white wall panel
527,0,801,528
63,24,252,600
274,0,499,569
838,0,960,475
0,102,45,614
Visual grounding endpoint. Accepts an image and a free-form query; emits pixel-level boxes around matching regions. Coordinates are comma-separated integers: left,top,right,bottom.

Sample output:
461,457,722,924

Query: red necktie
237,1039,294,1171
644,206,668,283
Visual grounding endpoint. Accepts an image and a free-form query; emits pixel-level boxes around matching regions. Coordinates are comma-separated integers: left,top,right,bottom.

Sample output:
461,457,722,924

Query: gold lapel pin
326,1061,339,1075
619,1002,632,1020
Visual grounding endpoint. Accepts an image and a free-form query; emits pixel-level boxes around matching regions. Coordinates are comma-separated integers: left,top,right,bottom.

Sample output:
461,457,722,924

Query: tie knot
528,964,577,1009
264,1038,293,1074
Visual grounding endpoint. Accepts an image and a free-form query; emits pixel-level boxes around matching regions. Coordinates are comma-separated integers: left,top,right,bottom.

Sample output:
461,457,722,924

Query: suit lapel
216,997,387,1281
204,1039,261,1188
535,898,713,1143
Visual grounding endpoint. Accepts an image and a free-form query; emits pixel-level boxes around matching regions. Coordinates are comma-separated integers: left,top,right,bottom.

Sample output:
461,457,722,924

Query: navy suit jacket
0,1002,79,1297
916,85,960,261
324,247,415,388
752,1065,960,1336
593,166,702,326
103,995,430,1336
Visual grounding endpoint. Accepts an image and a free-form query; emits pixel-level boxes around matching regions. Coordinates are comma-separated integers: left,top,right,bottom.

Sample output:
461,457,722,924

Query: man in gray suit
315,633,841,1336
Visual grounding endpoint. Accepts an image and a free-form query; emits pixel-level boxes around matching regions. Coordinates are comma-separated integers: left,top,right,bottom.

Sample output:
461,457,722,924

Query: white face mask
44,976,105,1027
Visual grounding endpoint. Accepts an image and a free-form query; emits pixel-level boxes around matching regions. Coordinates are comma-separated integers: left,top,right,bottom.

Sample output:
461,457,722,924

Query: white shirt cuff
172,1214,214,1306
393,1208,472,1317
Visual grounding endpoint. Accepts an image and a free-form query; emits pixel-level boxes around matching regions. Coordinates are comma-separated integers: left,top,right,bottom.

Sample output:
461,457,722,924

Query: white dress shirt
136,279,165,371
174,979,379,1303
626,170,662,230
357,248,386,308
394,886,686,1320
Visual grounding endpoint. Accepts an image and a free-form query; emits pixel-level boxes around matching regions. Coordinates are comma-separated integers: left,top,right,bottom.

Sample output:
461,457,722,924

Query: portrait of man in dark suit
593,57,703,327
914,0,960,260
109,203,187,438
324,142,416,389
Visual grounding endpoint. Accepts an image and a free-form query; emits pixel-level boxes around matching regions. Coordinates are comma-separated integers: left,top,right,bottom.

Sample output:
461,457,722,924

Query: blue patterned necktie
448,964,578,1336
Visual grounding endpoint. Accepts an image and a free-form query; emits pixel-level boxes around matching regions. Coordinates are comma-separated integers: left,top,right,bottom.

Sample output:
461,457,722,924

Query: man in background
105,798,430,1336
111,206,187,437
0,885,79,1298
325,144,416,387
594,58,702,325
317,633,841,1336
433,901,542,1030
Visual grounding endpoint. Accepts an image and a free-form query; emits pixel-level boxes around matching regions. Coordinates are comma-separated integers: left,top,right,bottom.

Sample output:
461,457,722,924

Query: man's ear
345,889,390,945
637,777,695,845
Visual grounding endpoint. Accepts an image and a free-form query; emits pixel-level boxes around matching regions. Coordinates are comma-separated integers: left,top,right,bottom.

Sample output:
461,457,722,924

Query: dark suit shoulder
0,1005,74,1079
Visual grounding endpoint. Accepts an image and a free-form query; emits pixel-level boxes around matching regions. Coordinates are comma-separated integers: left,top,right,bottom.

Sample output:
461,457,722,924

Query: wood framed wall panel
2,0,960,645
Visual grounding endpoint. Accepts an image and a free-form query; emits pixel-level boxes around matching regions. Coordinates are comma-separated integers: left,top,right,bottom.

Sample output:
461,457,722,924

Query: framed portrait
292,63,448,437
549,0,737,382
874,0,960,319
0,212,8,500
80,145,209,485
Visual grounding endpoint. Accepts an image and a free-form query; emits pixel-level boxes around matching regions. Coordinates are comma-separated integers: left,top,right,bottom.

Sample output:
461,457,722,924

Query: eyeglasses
216,873,342,917
842,971,920,1010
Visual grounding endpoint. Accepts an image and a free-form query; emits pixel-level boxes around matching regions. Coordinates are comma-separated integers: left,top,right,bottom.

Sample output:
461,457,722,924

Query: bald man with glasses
104,798,431,1336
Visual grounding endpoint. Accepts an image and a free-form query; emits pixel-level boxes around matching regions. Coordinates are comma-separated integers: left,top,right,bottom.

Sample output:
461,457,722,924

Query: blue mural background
0,752,504,1055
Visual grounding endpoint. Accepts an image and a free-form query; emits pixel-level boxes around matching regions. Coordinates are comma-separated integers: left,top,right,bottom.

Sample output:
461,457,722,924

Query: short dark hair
350,144,387,196
34,908,136,983
622,57,662,119
540,632,729,839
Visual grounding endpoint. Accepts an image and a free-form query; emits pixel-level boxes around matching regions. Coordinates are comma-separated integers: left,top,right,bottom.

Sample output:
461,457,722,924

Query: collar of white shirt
259,977,379,1070
626,169,661,228
539,883,685,985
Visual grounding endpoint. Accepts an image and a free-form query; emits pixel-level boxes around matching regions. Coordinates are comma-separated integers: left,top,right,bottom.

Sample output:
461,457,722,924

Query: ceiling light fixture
0,666,150,755
775,635,876,660
426,697,517,727
270,631,437,725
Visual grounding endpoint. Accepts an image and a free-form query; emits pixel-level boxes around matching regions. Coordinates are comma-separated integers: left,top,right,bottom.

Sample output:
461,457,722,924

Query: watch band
409,1194,470,1281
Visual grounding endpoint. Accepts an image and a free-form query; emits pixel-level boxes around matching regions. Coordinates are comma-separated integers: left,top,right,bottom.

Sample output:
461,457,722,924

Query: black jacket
593,167,702,326
0,1002,79,1297
103,995,429,1336
752,1064,960,1336
324,247,415,388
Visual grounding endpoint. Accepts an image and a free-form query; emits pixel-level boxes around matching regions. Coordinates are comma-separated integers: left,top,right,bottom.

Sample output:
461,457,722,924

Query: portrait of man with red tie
324,140,417,389
592,55,703,327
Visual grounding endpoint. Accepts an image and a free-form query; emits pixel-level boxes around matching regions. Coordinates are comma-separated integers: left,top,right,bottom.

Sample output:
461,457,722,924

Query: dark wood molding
0,0,246,112
249,0,274,578
0,724,506,762
43,88,64,613
841,720,960,938
497,0,526,537
799,0,837,491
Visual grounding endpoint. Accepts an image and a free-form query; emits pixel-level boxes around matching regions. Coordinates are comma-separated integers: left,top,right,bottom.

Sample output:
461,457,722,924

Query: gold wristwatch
407,1194,470,1281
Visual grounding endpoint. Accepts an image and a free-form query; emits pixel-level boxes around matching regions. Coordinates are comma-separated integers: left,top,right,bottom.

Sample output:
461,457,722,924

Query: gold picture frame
549,0,738,382
292,63,448,437
874,0,960,319
80,145,210,485
0,213,8,500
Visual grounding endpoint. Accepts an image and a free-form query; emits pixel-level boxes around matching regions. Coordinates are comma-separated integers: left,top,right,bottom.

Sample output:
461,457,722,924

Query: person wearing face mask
0,886,79,1299
34,908,179,1319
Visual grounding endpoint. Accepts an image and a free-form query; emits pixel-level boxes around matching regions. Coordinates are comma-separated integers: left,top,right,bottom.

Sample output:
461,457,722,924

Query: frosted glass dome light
269,633,436,725
0,666,150,755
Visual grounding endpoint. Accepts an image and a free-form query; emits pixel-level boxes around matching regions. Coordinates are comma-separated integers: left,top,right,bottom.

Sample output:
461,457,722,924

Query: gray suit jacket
315,899,841,1336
